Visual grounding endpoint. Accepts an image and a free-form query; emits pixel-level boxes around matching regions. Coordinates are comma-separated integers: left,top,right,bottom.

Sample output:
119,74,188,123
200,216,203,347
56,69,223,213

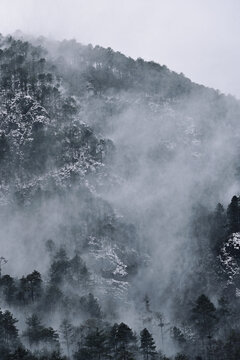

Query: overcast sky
0,0,240,97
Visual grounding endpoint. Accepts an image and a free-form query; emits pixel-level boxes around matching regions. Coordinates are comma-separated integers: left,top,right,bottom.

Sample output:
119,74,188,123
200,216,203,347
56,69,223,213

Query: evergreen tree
227,196,240,234
191,295,217,338
25,270,42,302
43,284,63,313
2,310,18,344
0,132,9,161
60,319,74,358
217,297,230,338
49,248,69,285
0,309,19,350
0,275,17,304
174,354,189,360
48,350,67,360
115,322,137,360
209,203,227,252
79,293,102,319
24,314,59,350
84,328,107,359
170,327,186,347
41,326,59,349
7,346,37,360
191,295,217,359
140,328,156,360
108,323,118,356
23,314,44,347
17,276,28,305
224,330,240,360
68,254,89,286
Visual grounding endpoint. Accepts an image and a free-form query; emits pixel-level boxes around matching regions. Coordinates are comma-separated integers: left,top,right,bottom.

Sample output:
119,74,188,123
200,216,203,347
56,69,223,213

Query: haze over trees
0,32,240,359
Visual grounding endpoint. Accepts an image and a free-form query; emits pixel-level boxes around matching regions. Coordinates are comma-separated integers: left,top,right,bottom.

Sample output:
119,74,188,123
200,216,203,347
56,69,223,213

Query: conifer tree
191,294,217,359
84,328,107,360
25,270,42,302
140,328,156,360
227,196,240,234
115,322,137,360
60,319,74,358
191,295,217,338
24,314,43,347
209,203,227,252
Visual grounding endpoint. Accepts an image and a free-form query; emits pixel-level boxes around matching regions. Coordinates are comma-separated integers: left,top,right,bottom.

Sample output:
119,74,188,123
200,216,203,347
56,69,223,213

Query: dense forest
1,32,240,359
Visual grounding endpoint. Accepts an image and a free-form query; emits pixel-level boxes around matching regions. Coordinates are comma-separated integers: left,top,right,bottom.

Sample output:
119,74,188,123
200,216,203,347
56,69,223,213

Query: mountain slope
1,32,240,359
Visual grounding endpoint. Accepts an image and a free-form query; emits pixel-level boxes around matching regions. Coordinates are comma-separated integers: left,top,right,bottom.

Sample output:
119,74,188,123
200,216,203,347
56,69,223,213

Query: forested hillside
1,32,240,359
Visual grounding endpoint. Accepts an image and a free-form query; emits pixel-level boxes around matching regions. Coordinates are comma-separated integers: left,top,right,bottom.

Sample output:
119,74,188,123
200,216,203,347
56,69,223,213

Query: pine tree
7,346,36,360
191,295,217,359
227,196,240,234
217,297,230,338
140,328,156,360
25,270,42,302
79,293,102,319
60,319,74,358
224,330,240,360
43,284,63,313
17,276,28,305
191,295,217,337
41,326,59,350
115,322,137,360
68,254,89,286
0,133,9,162
108,323,118,356
0,275,17,304
171,327,186,347
209,203,227,252
0,309,19,349
24,314,43,347
24,314,59,350
49,248,69,285
174,354,189,360
84,328,107,360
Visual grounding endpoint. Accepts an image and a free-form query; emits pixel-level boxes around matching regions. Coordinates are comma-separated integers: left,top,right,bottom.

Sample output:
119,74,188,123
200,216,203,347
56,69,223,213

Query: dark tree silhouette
227,196,240,234
140,328,156,360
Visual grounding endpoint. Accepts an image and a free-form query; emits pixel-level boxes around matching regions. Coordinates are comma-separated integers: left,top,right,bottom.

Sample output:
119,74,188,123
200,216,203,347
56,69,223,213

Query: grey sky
0,0,240,97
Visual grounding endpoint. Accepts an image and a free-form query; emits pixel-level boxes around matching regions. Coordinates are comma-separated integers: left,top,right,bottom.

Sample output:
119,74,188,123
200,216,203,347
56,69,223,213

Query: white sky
0,0,240,97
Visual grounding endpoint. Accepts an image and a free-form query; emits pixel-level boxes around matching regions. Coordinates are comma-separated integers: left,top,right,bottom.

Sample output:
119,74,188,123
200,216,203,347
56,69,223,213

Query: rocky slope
0,34,143,314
